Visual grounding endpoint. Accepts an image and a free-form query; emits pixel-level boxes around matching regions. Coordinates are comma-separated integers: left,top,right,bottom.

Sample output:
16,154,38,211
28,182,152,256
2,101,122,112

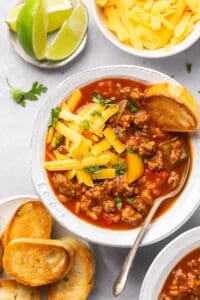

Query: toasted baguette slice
0,279,41,299
3,238,74,287
1,200,52,250
145,83,200,132
47,236,95,300
1,224,9,251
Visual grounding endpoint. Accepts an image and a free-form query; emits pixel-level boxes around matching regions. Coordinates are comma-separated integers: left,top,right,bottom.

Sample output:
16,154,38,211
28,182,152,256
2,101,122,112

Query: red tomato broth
159,248,200,299
45,78,191,230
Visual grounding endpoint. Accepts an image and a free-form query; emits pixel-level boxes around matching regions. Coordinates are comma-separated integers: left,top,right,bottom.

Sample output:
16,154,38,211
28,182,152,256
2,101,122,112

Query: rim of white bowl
139,226,200,300
30,65,200,247
0,194,38,206
92,2,200,59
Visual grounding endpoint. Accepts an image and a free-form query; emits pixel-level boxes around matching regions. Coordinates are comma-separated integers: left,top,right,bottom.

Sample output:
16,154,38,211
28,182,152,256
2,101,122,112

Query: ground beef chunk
148,150,164,170
117,109,135,130
150,126,165,139
117,176,134,197
57,145,67,154
117,85,145,99
57,194,68,203
84,185,103,202
121,207,143,225
126,136,156,157
109,109,134,131
170,140,186,165
131,197,148,214
141,190,154,206
86,206,103,221
80,196,92,212
139,141,156,157
52,173,75,198
133,111,150,127
103,200,115,213
168,171,180,189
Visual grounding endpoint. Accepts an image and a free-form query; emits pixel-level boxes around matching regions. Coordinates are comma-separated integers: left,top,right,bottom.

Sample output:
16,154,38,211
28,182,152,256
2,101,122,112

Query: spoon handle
112,197,163,297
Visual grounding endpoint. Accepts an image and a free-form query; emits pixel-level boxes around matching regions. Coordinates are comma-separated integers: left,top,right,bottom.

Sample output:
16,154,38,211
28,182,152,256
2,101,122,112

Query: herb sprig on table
7,79,47,107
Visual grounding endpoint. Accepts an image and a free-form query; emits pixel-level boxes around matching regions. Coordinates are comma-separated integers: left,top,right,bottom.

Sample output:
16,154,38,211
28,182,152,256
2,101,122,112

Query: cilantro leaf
92,93,115,106
126,197,134,204
127,99,138,113
84,166,102,173
81,119,90,129
114,162,127,176
50,107,60,128
7,79,47,107
90,109,102,117
127,147,138,154
115,196,122,210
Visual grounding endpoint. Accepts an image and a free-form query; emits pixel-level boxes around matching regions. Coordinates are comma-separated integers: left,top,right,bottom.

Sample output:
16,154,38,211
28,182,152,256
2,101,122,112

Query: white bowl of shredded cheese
92,0,200,58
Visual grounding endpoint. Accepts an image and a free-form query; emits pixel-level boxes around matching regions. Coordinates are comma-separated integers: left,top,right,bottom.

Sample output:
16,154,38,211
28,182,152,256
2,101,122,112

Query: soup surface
44,78,190,230
159,247,200,300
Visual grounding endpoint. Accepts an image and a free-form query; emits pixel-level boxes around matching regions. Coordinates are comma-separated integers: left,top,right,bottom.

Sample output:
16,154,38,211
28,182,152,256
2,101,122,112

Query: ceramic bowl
30,65,200,247
92,1,200,59
139,226,200,299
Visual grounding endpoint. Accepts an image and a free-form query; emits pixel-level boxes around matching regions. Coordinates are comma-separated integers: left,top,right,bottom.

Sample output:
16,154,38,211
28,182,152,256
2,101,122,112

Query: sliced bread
47,236,95,300
1,200,52,250
3,238,74,287
145,83,200,132
0,279,41,300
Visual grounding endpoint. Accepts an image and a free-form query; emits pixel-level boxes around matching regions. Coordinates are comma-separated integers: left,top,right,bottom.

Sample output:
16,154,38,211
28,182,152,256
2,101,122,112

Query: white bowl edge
30,65,200,247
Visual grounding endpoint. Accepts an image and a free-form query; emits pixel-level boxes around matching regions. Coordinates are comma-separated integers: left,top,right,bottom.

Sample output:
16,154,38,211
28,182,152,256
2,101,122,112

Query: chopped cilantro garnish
115,196,122,210
126,197,134,204
127,147,138,153
127,100,138,113
81,119,90,129
185,62,192,74
53,133,63,149
114,162,127,176
90,109,102,117
50,107,60,128
84,166,102,173
92,93,115,106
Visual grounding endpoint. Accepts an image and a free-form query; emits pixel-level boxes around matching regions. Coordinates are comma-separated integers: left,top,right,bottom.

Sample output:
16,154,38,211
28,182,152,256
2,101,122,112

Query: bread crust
1,200,52,250
47,237,95,300
0,279,41,299
145,83,200,132
3,238,74,287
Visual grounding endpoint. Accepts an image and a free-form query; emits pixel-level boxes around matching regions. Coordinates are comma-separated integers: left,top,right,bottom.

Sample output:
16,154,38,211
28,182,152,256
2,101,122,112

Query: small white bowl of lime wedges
6,0,88,68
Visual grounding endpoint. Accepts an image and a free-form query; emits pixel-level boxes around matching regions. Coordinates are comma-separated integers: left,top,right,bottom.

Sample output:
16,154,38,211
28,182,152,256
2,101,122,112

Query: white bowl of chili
31,65,200,247
140,226,200,300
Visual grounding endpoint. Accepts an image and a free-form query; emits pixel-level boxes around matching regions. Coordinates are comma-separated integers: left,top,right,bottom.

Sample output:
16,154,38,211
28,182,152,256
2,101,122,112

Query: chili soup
44,78,190,230
159,247,200,300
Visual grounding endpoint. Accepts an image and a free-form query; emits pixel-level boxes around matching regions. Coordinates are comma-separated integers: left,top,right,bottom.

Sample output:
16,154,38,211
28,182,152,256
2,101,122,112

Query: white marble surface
0,1,200,299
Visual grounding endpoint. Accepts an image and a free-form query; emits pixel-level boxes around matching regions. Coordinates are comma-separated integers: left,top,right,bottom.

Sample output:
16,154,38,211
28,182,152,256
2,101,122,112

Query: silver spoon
113,158,190,297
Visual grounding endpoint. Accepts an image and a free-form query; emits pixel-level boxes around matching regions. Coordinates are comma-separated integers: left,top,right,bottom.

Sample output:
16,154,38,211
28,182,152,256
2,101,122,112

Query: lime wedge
6,3,24,31
47,0,73,32
17,0,47,60
6,0,72,33
45,2,88,61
